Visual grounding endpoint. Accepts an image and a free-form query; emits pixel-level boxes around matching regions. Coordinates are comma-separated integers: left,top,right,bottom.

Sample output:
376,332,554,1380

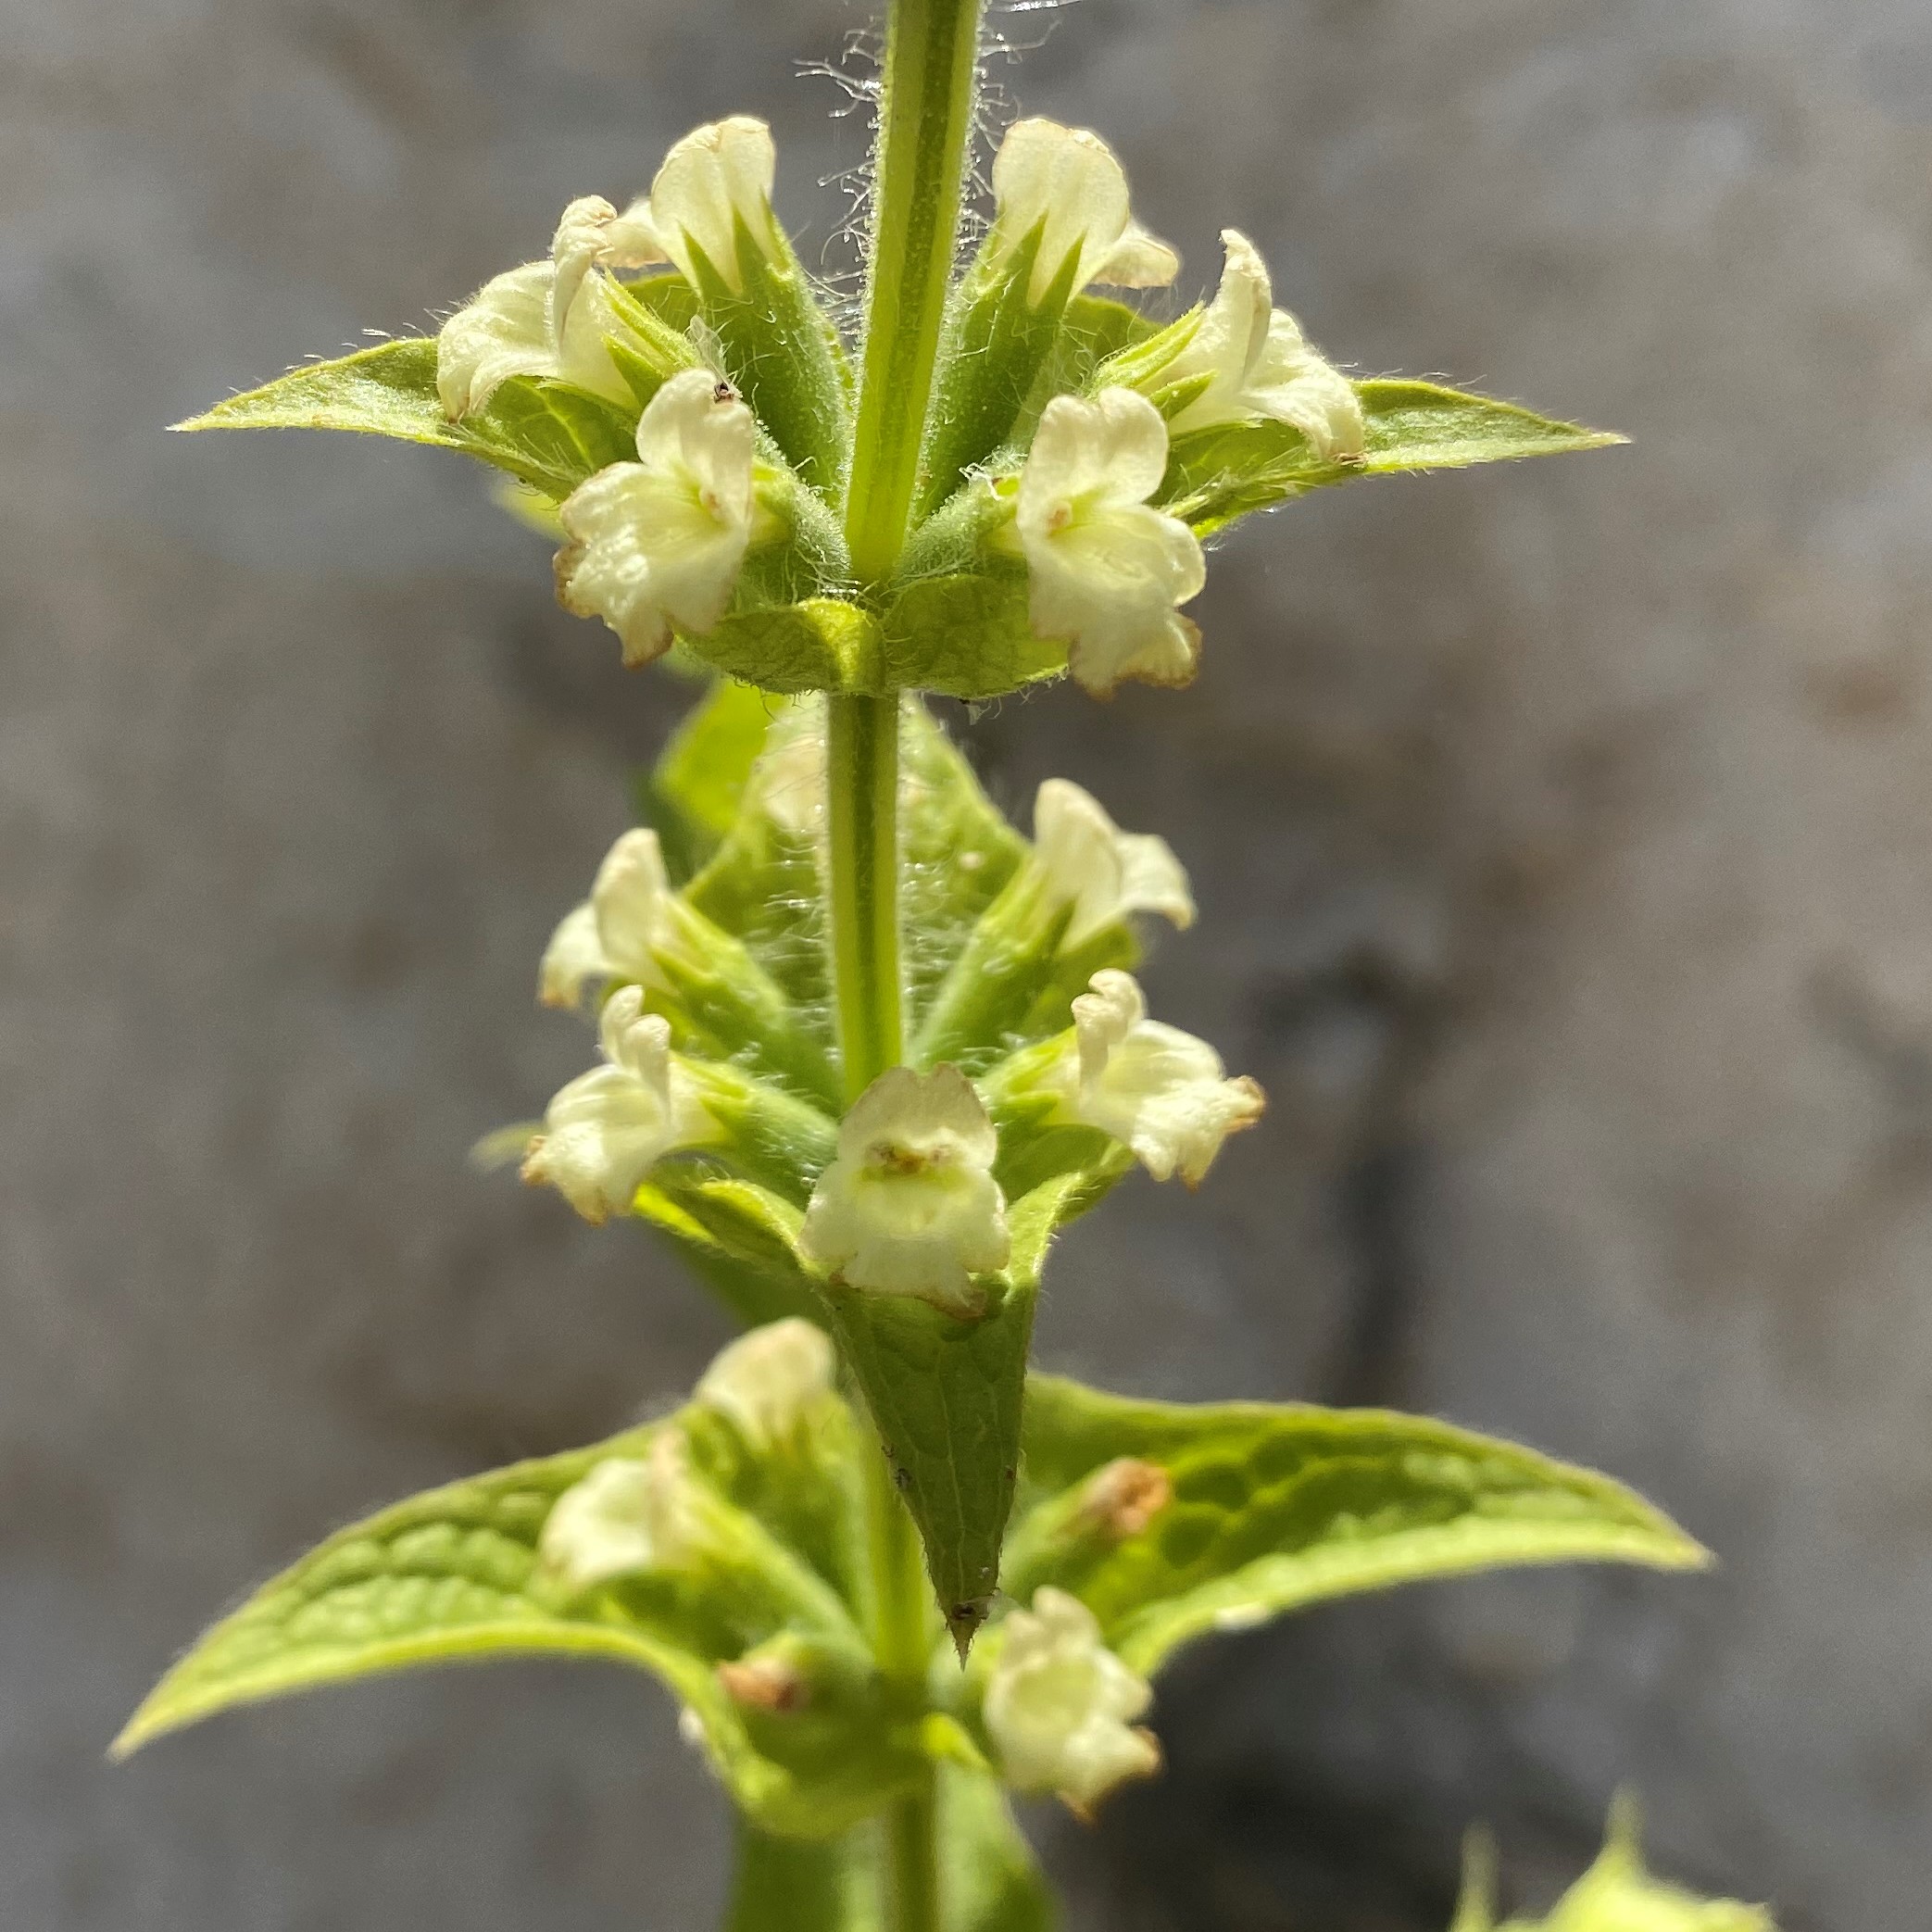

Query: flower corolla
1032,779,1195,952
555,368,759,667
608,116,782,296
799,1066,1010,1317
1013,389,1205,696
1158,230,1364,458
694,1318,837,1449
436,195,660,420
1049,970,1263,1186
521,985,718,1223
538,827,679,1010
982,1587,1160,1813
540,1432,709,1592
986,119,1180,307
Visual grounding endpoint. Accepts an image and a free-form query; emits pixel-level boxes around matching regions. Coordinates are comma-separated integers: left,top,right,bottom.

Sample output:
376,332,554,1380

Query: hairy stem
866,1443,940,1932
827,692,905,1100
832,6,985,1926
844,0,988,586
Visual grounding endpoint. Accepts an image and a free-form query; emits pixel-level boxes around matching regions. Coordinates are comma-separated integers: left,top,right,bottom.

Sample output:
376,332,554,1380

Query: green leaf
685,598,883,696
822,1180,1086,1655
643,681,786,884
878,568,1066,700
1165,379,1625,537
1011,1376,1708,1676
118,1411,918,1836
175,339,638,502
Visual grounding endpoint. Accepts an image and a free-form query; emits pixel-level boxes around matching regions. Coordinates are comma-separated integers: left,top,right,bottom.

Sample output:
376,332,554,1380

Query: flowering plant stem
833,1,986,1924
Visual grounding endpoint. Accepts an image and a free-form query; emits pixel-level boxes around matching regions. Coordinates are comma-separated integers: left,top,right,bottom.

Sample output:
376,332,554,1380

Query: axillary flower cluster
436,113,1364,695
131,19,1700,1929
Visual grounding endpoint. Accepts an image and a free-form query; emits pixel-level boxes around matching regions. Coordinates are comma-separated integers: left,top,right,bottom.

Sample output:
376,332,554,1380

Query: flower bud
799,1066,1010,1317
1049,970,1264,1186
982,1587,1160,1813
555,369,760,668
539,1431,709,1592
521,986,720,1223
1033,779,1194,953
694,1317,837,1449
986,119,1179,307
1010,388,1205,696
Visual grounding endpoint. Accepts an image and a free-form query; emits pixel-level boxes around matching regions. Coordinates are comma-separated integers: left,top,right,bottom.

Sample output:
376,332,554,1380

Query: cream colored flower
540,1432,708,1592
556,369,759,667
1032,779,1194,951
1158,231,1364,458
983,1588,1160,1813
987,119,1179,307
538,827,679,1010
694,1318,837,1449
436,194,670,420
521,985,718,1223
1047,971,1263,1186
1014,389,1205,696
609,116,782,296
799,1066,1010,1317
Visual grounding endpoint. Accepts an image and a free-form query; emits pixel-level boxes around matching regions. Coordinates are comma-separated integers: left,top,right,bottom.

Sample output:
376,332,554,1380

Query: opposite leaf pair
119,1326,1704,1855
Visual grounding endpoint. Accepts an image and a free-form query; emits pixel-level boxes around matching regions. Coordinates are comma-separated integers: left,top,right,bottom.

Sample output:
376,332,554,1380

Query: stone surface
4,0,1929,1928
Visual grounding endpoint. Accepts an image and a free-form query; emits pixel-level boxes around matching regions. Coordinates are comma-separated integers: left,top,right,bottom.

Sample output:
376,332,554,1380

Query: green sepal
642,681,786,884
636,1176,823,1331
917,226,1079,521
820,1179,1085,1655
677,1070,838,1211
898,707,1030,1028
688,223,853,496
1010,1375,1709,1677
634,898,840,1110
600,274,707,410
1015,293,1163,441
1165,379,1625,537
913,866,1140,1077
684,598,883,696
173,338,637,503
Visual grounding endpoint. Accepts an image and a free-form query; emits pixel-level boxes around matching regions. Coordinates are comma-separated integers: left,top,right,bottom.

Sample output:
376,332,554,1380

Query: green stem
832,7,985,1926
844,0,988,586
867,1442,939,1932
827,692,904,1101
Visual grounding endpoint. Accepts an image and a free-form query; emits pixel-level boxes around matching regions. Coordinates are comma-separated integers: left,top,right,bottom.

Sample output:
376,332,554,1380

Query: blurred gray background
6,0,1930,1926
